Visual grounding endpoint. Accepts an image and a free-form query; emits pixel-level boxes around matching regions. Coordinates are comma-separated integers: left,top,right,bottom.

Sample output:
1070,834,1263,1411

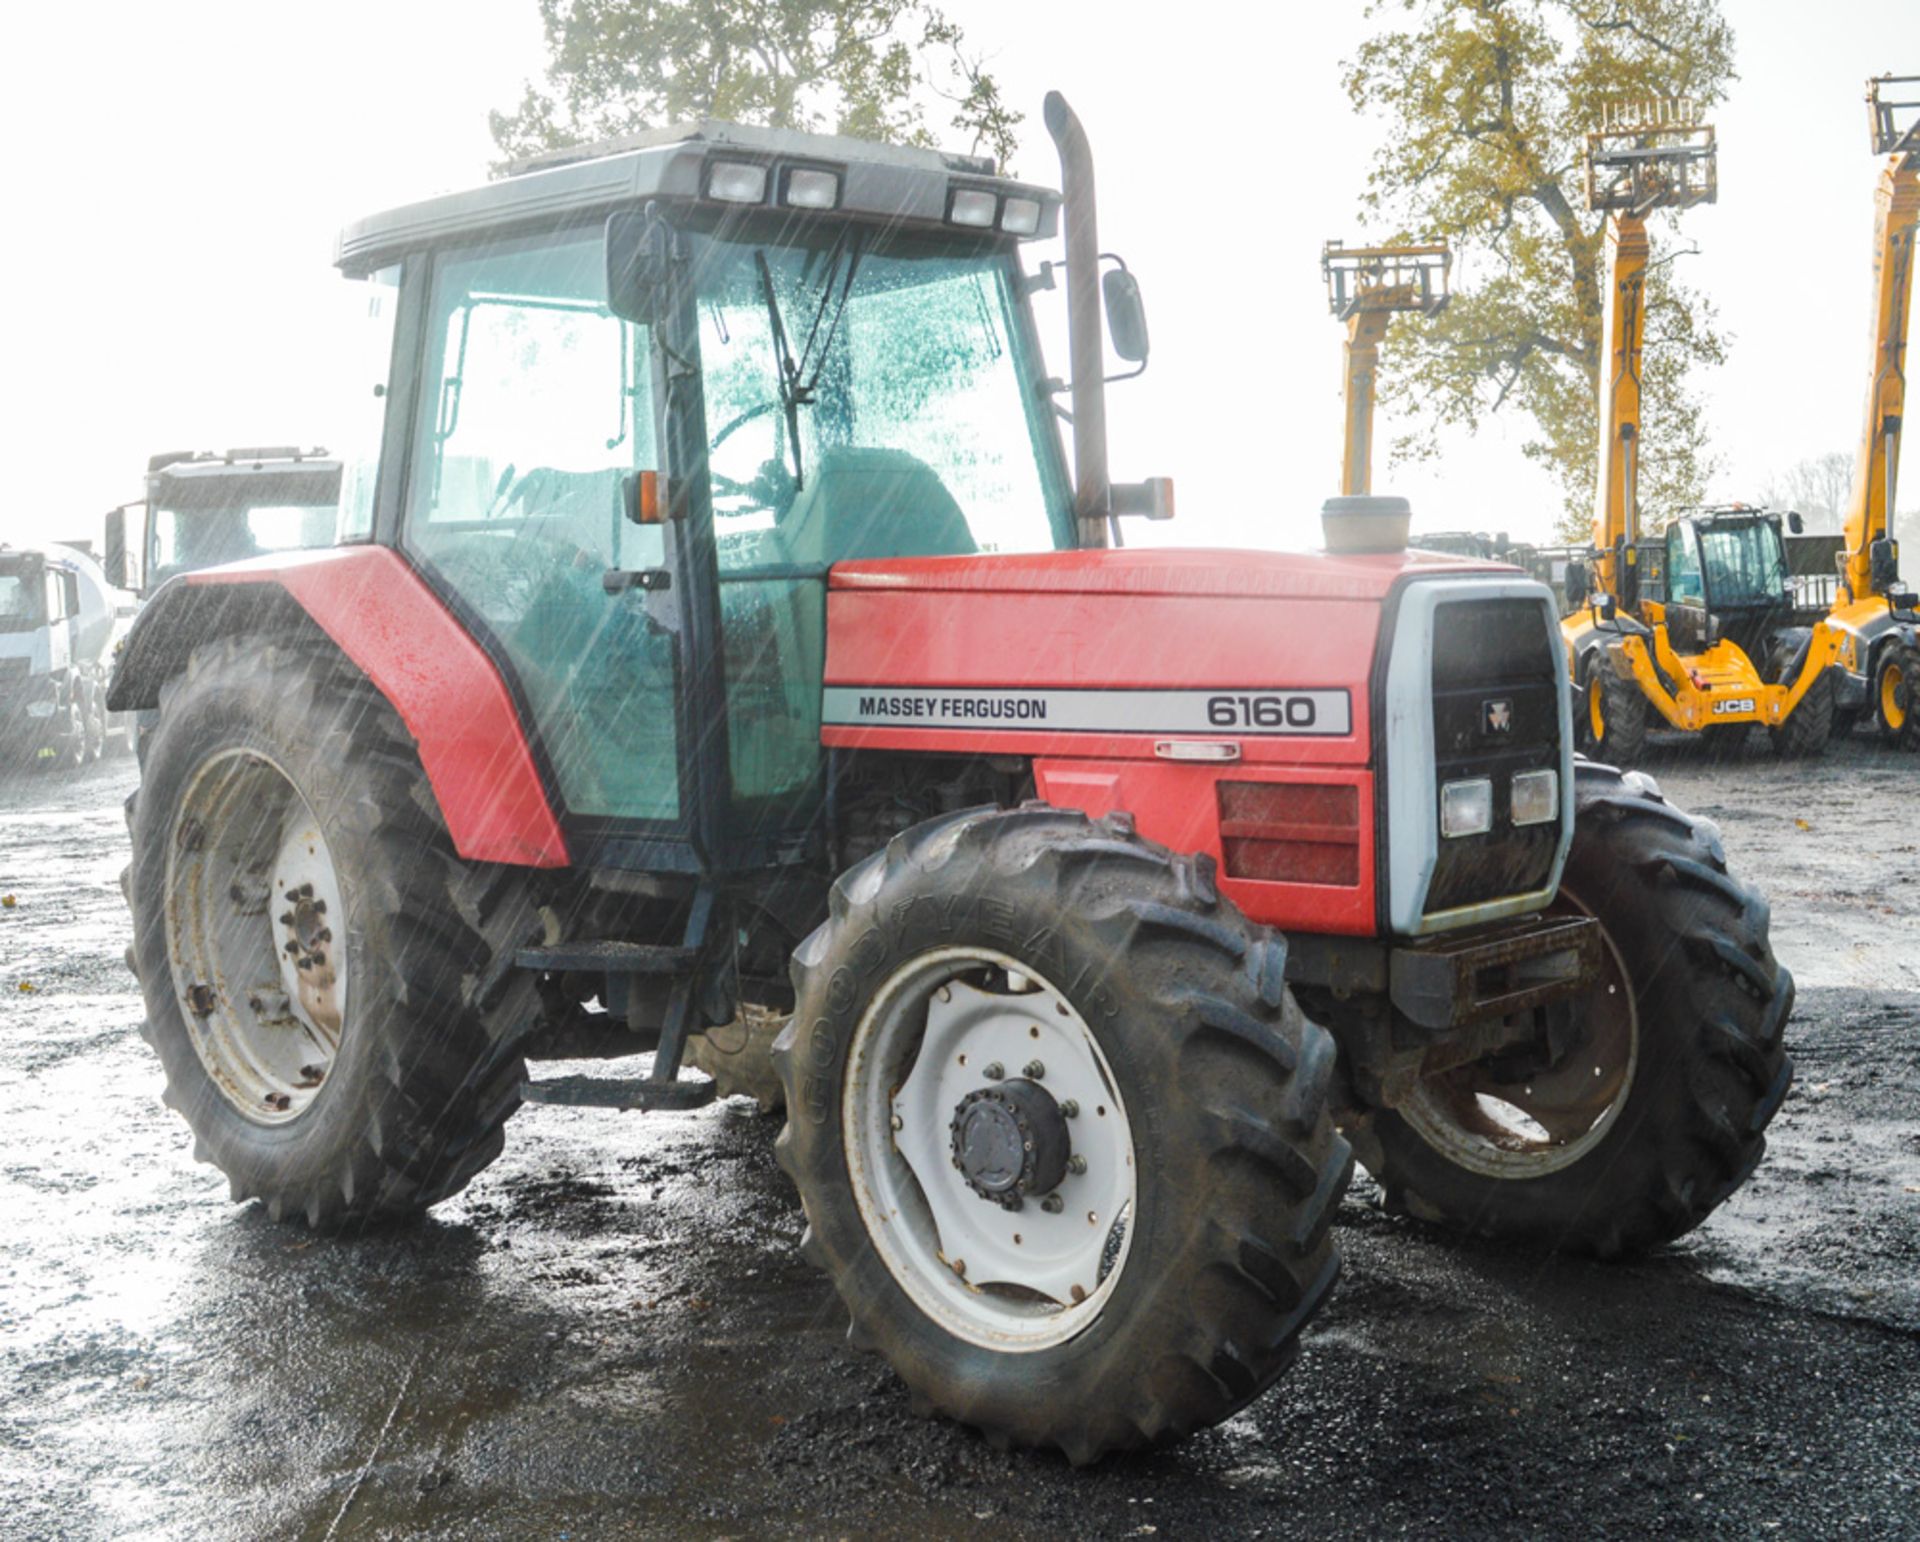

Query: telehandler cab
111,95,1792,1462
1562,103,1838,761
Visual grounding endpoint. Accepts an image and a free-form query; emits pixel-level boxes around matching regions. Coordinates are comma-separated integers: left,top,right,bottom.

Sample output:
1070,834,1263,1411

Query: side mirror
1564,558,1590,610
1597,593,1618,622
103,507,127,589
606,205,673,326
1102,266,1149,364
1787,510,1805,535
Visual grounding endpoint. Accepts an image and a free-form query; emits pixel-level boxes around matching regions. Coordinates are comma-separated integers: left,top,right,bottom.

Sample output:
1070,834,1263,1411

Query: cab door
1664,522,1709,653
400,227,691,854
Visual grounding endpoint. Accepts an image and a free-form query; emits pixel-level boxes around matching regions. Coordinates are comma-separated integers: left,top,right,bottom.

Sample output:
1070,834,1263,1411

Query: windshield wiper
753,232,864,491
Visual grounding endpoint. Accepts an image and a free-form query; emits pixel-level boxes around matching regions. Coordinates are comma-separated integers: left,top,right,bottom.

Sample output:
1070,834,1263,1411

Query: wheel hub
950,1079,1070,1208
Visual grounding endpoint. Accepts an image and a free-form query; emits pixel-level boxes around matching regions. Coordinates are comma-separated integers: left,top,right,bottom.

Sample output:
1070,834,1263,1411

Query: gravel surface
1,745,1915,1540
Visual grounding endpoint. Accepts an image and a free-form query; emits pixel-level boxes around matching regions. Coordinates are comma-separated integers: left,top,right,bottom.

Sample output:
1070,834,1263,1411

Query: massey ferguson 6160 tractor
111,96,1792,1461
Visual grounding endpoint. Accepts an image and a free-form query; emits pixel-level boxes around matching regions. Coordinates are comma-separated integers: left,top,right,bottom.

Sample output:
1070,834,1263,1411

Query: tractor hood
829,546,1503,601
821,546,1514,770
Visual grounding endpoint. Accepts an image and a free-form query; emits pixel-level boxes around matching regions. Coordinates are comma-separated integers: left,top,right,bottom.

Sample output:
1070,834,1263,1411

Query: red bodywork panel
161,543,1506,929
824,547,1503,935
182,549,570,868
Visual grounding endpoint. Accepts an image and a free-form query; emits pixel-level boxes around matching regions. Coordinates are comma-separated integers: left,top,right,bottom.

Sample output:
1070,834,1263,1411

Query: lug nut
1068,1155,1088,1176
1060,1099,1079,1118
1041,1194,1064,1214
983,1062,1004,1081
1023,1060,1045,1080
890,1113,903,1132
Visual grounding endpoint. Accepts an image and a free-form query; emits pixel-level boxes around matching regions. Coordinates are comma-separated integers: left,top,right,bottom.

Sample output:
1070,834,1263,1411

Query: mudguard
107,548,569,868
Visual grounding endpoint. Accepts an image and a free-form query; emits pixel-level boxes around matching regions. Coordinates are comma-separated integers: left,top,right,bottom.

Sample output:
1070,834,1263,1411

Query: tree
1759,450,1853,531
490,1,1020,174
1344,0,1736,537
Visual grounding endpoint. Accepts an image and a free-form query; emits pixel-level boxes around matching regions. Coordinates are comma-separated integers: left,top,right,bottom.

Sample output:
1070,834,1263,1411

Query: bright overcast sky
1,0,1911,554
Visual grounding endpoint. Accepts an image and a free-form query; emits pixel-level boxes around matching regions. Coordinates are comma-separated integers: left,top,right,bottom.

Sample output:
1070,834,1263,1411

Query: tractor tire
688,1004,787,1112
1590,662,1650,765
1828,708,1860,742
1876,642,1920,751
1347,758,1792,1257
772,804,1350,1463
126,635,541,1229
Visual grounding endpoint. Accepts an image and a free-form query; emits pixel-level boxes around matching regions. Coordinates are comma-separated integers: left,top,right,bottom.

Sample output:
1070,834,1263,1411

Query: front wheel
1589,657,1650,764
1348,758,1792,1256
773,806,1350,1462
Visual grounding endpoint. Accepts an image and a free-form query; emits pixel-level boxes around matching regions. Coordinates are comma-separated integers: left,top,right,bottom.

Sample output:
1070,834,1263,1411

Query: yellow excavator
1824,75,1920,749
1322,239,1450,495
1562,102,1838,762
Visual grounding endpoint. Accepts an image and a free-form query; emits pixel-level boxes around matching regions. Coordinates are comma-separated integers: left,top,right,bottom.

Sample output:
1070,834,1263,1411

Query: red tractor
111,97,1792,1462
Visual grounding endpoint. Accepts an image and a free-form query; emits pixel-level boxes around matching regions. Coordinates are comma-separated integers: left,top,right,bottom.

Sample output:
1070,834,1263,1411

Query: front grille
1424,598,1562,916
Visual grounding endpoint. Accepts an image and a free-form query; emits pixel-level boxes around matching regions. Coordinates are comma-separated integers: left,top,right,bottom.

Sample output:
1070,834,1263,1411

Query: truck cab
0,542,132,765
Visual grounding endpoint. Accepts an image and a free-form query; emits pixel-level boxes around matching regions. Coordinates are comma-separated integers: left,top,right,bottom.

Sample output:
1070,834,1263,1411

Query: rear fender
107,549,568,868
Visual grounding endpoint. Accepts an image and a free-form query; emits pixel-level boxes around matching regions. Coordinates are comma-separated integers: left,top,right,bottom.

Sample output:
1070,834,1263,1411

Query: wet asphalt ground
1,744,1916,1540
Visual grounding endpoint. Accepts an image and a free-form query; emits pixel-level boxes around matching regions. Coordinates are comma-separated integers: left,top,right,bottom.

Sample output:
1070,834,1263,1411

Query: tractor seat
777,447,976,567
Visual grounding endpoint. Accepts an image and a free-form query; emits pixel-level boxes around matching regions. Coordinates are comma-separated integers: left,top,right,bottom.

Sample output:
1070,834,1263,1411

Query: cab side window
404,232,675,823
1666,526,1703,605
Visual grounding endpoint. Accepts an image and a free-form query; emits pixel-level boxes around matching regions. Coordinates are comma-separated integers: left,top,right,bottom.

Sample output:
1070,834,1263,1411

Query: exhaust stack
1044,91,1111,547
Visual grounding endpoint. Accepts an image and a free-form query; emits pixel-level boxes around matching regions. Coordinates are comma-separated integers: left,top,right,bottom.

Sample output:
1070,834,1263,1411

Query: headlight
948,188,998,228
1000,196,1042,235
783,167,839,209
1440,778,1493,838
706,160,768,204
1510,768,1559,827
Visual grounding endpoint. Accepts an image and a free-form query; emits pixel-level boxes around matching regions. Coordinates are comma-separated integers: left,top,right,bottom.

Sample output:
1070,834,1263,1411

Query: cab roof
335,119,1060,277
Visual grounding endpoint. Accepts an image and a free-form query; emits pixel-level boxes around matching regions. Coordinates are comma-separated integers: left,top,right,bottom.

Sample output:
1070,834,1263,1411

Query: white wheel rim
1399,890,1638,1178
165,749,346,1124
843,947,1137,1353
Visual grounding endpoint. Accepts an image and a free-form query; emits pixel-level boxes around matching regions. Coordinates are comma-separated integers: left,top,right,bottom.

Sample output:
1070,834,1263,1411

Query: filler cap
1322,495,1412,554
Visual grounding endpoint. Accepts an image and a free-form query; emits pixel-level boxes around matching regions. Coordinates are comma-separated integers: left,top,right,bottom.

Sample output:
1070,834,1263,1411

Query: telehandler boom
1322,240,1450,496
1563,101,1837,761
1824,74,1920,747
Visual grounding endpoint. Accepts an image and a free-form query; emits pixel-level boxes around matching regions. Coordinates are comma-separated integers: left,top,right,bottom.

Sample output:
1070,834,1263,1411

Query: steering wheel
709,399,779,455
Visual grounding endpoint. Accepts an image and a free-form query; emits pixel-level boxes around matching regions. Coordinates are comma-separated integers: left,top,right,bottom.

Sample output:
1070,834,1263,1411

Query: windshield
0,569,44,633
151,500,339,583
689,230,1072,572
1699,523,1787,607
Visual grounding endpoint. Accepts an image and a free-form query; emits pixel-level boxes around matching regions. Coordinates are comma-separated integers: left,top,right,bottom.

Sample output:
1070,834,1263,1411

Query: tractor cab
299,117,1164,871
105,448,342,596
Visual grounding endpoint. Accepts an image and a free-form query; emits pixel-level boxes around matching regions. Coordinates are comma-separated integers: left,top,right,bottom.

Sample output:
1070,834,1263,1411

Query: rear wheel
688,1004,787,1111
127,635,540,1227
1347,759,1792,1256
773,805,1349,1461
1767,647,1832,758
1877,642,1919,751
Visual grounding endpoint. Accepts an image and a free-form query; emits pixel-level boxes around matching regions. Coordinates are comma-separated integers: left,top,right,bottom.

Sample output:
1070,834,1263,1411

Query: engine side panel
111,548,569,868
821,588,1380,766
